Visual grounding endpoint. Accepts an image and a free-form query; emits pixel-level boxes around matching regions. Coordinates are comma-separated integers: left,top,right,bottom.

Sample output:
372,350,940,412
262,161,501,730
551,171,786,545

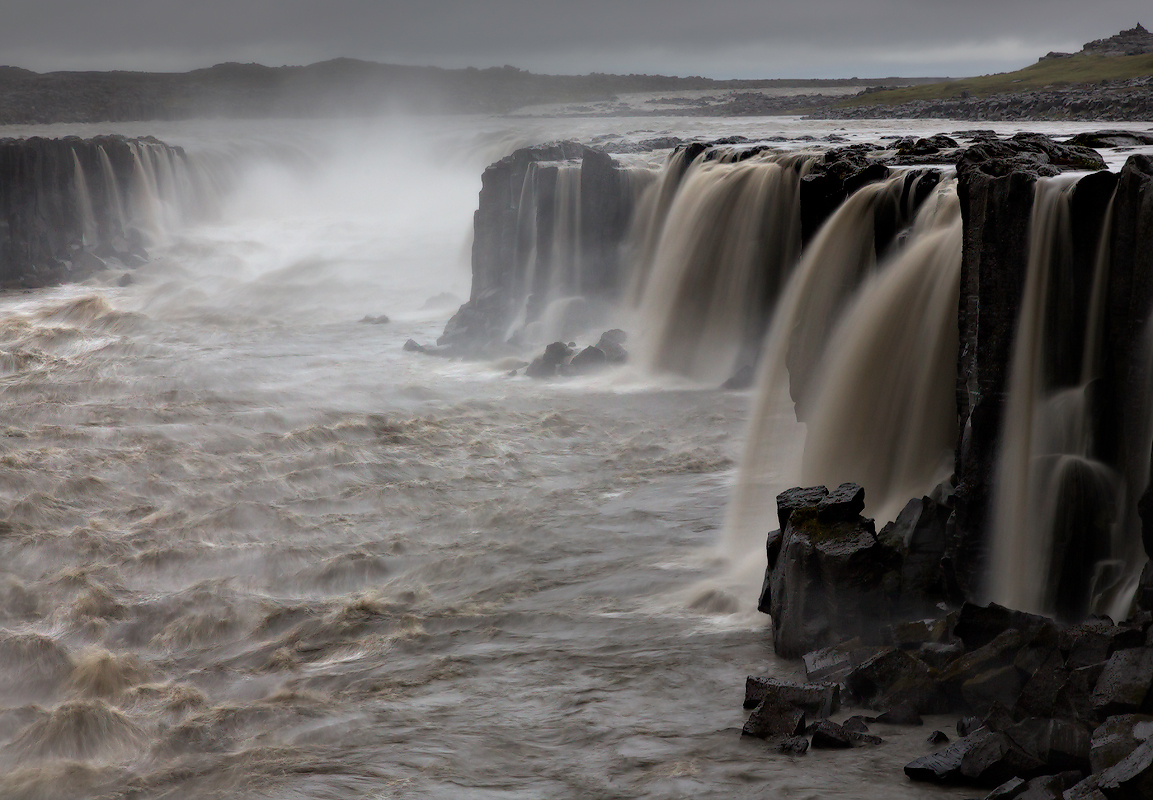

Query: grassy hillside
837,52,1153,107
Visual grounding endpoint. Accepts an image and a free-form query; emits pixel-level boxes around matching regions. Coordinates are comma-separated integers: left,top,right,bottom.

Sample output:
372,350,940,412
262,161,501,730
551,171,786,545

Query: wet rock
1061,619,1119,670
594,329,628,363
742,697,806,740
743,676,840,717
359,314,390,324
810,720,853,749
843,715,871,732
564,345,607,375
849,730,884,746
1068,131,1153,149
1092,648,1153,717
877,702,924,726
920,641,966,670
876,496,953,612
906,729,994,783
846,648,932,707
801,644,855,683
959,730,1047,787
774,486,831,531
929,730,951,745
959,716,983,737
1010,718,1091,773
767,485,896,658
816,482,866,523
986,776,1028,799
777,735,809,754
1018,652,1071,719
1093,738,1153,798
1014,772,1083,800
962,666,1025,717
525,342,573,379
1090,714,1153,773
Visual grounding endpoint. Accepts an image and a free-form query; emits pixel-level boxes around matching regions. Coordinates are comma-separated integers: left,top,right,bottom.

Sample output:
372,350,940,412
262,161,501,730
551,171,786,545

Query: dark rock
116,273,133,287
816,482,866,523
939,630,1025,708
1018,652,1070,719
1062,620,1119,670
565,345,607,375
1090,714,1153,773
1016,718,1091,773
986,776,1028,799
959,716,984,737
403,339,423,352
1013,772,1082,800
767,486,897,658
842,715,871,732
906,730,994,783
525,341,573,379
801,644,855,683
846,648,932,706
955,603,1016,651
1092,648,1153,717
962,666,1025,717
959,730,1047,787
848,730,884,746
1069,131,1153,149
920,641,966,670
1093,738,1153,798
742,698,806,740
594,329,628,363
777,735,809,754
743,676,840,717
775,486,830,531
930,730,951,745
877,702,924,726
359,314,390,324
810,720,853,749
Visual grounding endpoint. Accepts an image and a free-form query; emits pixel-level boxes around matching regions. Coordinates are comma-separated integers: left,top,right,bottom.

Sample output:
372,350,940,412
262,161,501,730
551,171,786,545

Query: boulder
525,342,573,379
810,720,853,749
766,484,897,657
742,697,806,740
742,676,840,717
778,735,809,754
986,776,1028,800
963,666,1025,716
594,329,628,363
846,648,932,706
801,644,855,683
1092,648,1153,717
906,729,997,783
929,730,950,745
959,730,1048,787
1091,715,1153,774
564,345,607,375
1093,738,1153,798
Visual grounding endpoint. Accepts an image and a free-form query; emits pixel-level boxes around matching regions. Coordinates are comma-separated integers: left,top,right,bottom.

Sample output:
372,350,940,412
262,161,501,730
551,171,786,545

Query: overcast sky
1,1,1149,79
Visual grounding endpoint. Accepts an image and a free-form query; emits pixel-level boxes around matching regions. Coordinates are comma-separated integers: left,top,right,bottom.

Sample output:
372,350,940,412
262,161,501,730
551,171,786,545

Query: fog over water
1,114,1151,798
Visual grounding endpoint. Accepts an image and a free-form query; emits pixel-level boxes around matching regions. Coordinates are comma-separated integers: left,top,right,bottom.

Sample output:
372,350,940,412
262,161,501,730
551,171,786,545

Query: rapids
0,114,1145,799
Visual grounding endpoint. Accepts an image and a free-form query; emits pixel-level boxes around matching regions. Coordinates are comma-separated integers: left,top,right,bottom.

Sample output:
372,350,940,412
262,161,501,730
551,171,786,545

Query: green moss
836,52,1153,108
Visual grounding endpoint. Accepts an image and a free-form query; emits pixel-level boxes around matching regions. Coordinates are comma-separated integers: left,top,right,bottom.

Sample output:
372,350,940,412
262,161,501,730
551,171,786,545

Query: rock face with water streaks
0,135,189,288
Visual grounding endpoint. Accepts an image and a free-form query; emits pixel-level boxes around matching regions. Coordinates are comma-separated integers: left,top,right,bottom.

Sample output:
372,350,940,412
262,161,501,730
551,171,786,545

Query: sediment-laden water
2,115,1147,799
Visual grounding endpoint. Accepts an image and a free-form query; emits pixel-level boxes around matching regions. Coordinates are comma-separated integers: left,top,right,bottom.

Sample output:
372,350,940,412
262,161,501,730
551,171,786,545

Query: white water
635,152,810,384
0,113,1122,799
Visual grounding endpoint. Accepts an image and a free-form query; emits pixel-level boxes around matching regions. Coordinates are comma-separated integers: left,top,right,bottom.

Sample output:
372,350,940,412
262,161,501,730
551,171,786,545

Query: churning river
0,115,1139,799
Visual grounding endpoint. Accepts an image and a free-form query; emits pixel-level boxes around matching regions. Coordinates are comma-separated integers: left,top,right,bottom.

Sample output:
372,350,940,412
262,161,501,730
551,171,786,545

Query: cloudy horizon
1,1,1149,79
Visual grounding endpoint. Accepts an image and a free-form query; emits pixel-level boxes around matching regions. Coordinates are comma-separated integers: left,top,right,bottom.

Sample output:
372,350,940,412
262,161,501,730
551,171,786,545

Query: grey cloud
0,0,1148,77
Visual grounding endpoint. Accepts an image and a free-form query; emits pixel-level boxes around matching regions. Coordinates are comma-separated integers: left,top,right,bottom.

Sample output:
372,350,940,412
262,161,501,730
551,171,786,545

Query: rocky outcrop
0,136,188,288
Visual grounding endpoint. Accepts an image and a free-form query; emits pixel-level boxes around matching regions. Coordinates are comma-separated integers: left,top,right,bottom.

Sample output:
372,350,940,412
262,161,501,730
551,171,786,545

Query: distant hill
0,59,943,125
834,25,1153,110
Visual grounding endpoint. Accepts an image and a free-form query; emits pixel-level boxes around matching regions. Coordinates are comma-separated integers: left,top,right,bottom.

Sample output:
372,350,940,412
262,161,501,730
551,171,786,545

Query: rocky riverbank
745,483,1153,799
812,77,1153,122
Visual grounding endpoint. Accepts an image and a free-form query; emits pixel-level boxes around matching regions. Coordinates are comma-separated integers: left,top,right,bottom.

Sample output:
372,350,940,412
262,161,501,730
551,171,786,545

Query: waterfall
627,146,703,304
71,151,98,247
97,145,127,237
722,172,956,585
634,152,811,384
800,182,963,524
988,175,1127,619
129,142,166,244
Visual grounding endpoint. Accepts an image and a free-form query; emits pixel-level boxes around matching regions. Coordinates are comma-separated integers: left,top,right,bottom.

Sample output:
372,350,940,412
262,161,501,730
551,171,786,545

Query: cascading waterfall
799,181,963,525
723,171,934,566
635,152,812,384
988,175,1129,619
71,151,98,247
97,145,128,236
627,146,703,304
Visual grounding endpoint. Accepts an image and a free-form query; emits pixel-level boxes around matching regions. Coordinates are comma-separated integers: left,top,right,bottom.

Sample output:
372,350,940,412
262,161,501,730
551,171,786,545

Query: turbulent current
0,115,1132,799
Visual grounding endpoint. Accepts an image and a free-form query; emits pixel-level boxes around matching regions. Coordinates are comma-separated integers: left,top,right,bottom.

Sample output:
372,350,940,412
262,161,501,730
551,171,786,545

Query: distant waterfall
988,176,1128,619
71,151,98,247
724,172,957,579
633,152,812,384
